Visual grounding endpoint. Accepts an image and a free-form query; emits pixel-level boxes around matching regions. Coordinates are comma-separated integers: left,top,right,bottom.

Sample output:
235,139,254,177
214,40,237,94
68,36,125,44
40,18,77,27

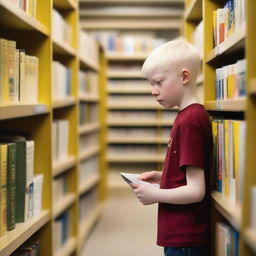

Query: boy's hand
138,171,162,185
131,183,158,205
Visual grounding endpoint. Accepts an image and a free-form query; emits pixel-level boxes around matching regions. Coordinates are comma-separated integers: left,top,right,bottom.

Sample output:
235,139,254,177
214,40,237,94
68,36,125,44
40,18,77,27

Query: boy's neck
178,86,199,111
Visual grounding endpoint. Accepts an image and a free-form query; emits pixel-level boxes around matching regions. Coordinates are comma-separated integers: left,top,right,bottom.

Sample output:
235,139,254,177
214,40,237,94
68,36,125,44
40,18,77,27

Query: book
120,172,160,188
7,143,16,230
0,144,7,236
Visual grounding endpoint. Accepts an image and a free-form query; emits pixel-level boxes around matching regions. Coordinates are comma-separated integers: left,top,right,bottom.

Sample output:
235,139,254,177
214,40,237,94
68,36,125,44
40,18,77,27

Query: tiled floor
81,188,163,256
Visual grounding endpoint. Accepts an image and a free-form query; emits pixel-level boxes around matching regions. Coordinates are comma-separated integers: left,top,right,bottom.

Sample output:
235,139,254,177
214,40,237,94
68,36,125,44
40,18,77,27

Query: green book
15,140,34,222
7,143,16,230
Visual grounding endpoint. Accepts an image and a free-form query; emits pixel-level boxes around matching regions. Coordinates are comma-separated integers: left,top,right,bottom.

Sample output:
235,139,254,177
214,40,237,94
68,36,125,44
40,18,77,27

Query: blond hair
142,39,201,85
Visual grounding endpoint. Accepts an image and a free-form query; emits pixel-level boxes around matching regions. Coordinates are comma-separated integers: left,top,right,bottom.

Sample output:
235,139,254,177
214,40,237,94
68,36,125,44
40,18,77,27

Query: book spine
14,49,20,103
7,40,16,103
0,39,9,105
0,144,7,236
7,143,16,230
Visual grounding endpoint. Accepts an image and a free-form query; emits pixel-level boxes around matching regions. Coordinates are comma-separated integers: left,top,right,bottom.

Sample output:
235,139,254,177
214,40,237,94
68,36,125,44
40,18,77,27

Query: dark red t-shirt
157,103,212,247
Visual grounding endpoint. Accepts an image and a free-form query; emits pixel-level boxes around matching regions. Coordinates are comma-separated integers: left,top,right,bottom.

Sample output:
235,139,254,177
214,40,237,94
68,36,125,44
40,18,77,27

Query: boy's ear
181,69,191,85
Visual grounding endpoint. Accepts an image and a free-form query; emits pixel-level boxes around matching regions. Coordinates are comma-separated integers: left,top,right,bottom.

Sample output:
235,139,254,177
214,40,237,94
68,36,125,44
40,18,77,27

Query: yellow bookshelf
0,0,106,255
200,0,256,255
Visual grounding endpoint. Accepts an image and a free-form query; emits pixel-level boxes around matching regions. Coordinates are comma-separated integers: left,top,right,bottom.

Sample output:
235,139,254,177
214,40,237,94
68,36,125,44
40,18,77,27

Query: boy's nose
151,87,159,96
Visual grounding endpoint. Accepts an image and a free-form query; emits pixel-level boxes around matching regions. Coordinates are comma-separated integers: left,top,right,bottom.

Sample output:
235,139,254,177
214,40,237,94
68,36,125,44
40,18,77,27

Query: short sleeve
179,121,205,170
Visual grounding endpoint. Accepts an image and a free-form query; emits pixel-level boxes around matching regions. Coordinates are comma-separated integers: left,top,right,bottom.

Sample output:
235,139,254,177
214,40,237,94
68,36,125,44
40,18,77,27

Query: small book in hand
120,172,160,188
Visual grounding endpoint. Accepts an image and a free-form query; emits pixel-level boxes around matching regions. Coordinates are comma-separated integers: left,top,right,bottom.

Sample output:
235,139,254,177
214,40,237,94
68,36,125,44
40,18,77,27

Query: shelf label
34,104,46,114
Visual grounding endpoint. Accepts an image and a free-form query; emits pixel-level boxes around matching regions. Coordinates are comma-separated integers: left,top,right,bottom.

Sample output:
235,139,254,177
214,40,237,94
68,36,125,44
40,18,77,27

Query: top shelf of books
0,0,49,36
184,0,202,22
206,23,246,65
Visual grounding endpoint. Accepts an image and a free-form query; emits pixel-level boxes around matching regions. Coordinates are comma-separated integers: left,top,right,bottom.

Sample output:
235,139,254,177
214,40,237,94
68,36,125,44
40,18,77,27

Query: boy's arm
155,166,205,204
132,166,205,205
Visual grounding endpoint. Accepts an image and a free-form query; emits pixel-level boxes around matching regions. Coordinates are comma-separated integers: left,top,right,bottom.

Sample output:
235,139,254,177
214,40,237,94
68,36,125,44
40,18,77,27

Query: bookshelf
0,0,106,255
194,0,256,255
184,0,204,103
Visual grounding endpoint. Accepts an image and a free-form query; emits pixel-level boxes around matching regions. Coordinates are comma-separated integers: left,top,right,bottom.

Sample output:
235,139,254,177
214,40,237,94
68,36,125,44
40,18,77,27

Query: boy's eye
156,81,162,86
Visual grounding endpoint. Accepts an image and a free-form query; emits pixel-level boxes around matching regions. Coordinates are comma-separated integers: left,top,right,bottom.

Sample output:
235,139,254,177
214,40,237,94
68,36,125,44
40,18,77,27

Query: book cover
0,144,7,236
7,143,16,230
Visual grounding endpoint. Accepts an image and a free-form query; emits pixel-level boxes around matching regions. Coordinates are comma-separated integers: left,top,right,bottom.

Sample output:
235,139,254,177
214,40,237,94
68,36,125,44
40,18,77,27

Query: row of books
212,119,245,204
108,64,142,72
52,9,72,46
108,145,166,155
80,156,98,182
80,133,99,151
79,187,98,223
0,38,38,105
79,103,98,125
216,222,239,256
215,59,246,100
79,70,98,95
10,0,37,18
192,21,203,58
53,120,69,163
53,173,68,203
92,31,167,54
79,31,99,67
0,137,43,236
54,211,71,253
52,61,71,100
11,240,39,256
108,79,149,89
109,127,171,138
213,0,246,47
108,110,177,122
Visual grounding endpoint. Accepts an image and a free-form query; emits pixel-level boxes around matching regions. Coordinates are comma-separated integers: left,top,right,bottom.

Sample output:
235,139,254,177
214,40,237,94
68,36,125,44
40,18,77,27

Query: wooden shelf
79,56,99,72
52,156,77,177
79,123,100,134
107,154,165,163
80,19,182,30
0,104,49,120
0,0,49,36
0,210,50,256
54,237,77,256
53,0,77,10
244,228,256,253
53,38,76,57
107,53,149,61
79,175,99,195
79,146,100,161
53,97,76,109
107,119,172,126
211,191,241,231
108,71,145,78
205,98,246,111
206,23,246,64
53,193,76,219
108,87,151,94
184,0,202,22
79,94,99,102
108,103,162,110
108,137,167,144
79,203,103,247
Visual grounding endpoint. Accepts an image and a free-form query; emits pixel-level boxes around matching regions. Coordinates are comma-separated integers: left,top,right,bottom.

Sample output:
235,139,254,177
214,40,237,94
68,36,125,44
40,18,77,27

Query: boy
130,39,212,256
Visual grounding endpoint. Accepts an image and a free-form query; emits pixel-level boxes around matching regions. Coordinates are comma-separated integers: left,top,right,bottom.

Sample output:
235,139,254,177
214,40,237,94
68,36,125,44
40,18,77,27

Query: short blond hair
142,39,201,85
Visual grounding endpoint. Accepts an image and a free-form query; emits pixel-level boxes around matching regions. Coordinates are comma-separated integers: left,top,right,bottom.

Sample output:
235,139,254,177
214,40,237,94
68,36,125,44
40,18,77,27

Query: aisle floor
82,188,163,256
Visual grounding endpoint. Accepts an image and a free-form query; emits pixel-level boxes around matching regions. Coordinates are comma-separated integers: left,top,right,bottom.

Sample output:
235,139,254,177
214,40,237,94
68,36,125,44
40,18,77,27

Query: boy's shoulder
178,104,209,123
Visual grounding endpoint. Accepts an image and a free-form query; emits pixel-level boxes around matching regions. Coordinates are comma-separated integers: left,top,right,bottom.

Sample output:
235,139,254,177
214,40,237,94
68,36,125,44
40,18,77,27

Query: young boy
130,39,212,256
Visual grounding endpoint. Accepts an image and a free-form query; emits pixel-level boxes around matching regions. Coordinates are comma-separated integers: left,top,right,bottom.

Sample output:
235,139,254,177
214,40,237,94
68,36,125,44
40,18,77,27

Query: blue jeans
164,247,210,256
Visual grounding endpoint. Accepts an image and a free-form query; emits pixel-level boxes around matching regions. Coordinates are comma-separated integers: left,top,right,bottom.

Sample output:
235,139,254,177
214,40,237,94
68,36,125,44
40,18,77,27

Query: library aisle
82,188,162,256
